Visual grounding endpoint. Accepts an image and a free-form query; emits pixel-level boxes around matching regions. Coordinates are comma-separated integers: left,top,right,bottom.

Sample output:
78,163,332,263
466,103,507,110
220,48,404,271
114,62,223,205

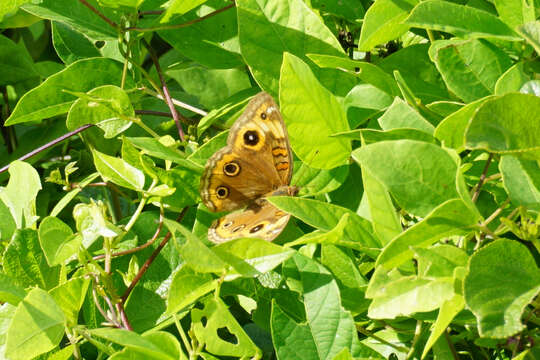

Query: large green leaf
268,197,380,253
406,0,520,40
49,277,90,326
500,155,540,211
465,93,540,159
353,140,460,217
280,53,351,169
3,229,60,290
158,0,242,69
6,58,135,125
166,265,217,315
376,199,480,269
464,239,540,338
92,149,146,191
66,85,134,138
492,0,535,29
429,39,512,102
279,253,377,359
358,0,418,51
0,34,38,85
237,0,344,95
51,21,100,64
22,0,119,40
0,160,41,228
5,288,65,360
38,216,78,266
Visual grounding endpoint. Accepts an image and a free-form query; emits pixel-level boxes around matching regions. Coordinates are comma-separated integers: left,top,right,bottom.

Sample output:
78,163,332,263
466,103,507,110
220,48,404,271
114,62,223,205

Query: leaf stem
426,29,436,42
444,330,460,360
125,4,235,32
174,313,193,354
471,153,494,203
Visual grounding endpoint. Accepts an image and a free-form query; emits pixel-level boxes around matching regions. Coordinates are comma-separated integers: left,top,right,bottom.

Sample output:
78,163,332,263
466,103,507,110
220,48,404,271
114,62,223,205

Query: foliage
0,0,540,359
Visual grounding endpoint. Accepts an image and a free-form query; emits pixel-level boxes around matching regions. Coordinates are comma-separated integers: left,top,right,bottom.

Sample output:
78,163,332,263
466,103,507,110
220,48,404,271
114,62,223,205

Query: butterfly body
200,92,295,243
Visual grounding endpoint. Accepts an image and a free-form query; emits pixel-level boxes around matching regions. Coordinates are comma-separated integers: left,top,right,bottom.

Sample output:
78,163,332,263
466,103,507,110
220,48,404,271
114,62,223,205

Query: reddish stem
78,0,118,29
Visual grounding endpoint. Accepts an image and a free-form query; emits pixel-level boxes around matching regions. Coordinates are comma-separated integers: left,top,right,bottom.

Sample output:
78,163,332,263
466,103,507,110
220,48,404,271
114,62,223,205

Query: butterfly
200,92,298,243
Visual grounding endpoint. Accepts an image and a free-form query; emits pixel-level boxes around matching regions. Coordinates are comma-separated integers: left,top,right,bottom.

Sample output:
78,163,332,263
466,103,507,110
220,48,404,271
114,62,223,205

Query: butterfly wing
208,200,291,243
200,92,293,212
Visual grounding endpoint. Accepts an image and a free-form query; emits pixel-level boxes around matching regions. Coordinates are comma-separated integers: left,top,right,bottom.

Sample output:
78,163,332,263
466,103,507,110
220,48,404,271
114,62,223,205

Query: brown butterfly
200,92,297,243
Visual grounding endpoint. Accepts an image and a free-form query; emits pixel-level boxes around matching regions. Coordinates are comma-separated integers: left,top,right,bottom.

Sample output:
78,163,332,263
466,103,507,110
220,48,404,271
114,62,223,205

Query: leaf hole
217,327,238,345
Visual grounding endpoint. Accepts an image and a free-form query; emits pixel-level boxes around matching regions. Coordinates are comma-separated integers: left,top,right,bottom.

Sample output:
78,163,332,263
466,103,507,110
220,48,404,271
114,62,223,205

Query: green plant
0,0,539,359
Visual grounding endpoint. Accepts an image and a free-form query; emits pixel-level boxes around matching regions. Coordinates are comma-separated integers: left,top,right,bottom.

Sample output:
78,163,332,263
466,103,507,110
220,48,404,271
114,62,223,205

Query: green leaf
0,34,38,85
280,53,351,169
38,216,78,266
361,166,401,246
191,296,261,358
73,201,120,247
429,39,512,102
343,84,393,128
378,43,449,104
367,273,454,319
517,21,540,56
309,0,364,21
6,58,135,125
493,0,535,29
6,288,65,360
321,244,369,314
154,166,200,209
237,0,344,95
0,0,30,22
166,265,217,315
213,238,295,278
358,0,418,51
22,0,119,40
67,85,133,138
422,295,465,359
50,172,99,217
0,200,16,242
405,0,520,41
268,197,381,254
377,97,434,134
0,160,41,228
92,149,145,191
161,0,209,20
465,93,540,159
353,140,460,217
49,277,90,326
495,62,531,95
167,65,251,109
51,21,100,64
464,239,540,338
271,301,319,359
108,332,183,360
307,54,400,96
158,0,242,69
0,274,26,305
292,163,348,196
434,96,493,151
499,155,540,211
376,199,480,269
3,229,60,290
281,253,376,359
91,328,178,360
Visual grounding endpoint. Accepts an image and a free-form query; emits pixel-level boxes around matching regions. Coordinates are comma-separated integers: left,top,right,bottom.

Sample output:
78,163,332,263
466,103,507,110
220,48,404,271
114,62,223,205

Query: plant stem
471,153,494,203
481,198,511,227
406,320,423,359
174,313,193,354
356,325,409,352
131,117,161,138
121,207,189,303
0,124,94,174
144,87,208,116
444,330,460,360
78,0,118,29
94,207,164,261
124,179,158,232
126,4,235,32
141,39,186,141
